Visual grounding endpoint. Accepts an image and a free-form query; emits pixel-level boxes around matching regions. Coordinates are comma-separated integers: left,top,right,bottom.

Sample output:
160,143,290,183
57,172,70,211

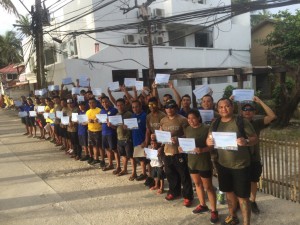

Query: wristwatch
245,139,250,145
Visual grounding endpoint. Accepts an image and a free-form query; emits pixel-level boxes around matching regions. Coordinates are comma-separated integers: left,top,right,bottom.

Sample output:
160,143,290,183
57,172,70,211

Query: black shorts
67,131,78,145
189,169,212,178
21,117,26,125
26,117,35,127
102,134,117,151
250,161,262,182
88,131,102,147
60,127,67,138
117,140,133,158
78,134,87,147
54,124,60,135
151,166,165,180
217,163,251,198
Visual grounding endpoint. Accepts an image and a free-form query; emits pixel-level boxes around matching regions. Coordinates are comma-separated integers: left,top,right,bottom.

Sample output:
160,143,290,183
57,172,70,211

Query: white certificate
37,106,45,113
155,73,170,84
72,87,80,95
79,79,89,87
96,114,107,123
48,85,59,91
108,81,120,91
124,78,136,87
92,88,102,96
14,100,22,107
72,113,78,122
56,111,63,119
135,81,144,91
178,138,196,153
18,111,27,117
77,114,88,123
48,113,55,120
155,130,172,144
108,115,123,126
29,111,37,117
61,116,70,125
43,113,49,119
77,96,85,102
34,90,40,96
199,110,214,124
232,89,254,102
123,118,138,129
62,77,72,85
193,85,210,100
41,88,47,96
212,132,238,151
144,148,158,160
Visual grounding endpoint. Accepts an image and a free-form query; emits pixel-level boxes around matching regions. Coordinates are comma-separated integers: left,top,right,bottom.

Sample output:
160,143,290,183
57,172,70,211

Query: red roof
0,64,23,74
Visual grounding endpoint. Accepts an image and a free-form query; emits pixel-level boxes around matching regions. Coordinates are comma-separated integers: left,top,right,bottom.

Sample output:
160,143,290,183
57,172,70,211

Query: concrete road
0,109,299,225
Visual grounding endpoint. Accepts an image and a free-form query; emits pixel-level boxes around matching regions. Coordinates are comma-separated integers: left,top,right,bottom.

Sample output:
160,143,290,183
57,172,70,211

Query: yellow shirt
86,107,102,132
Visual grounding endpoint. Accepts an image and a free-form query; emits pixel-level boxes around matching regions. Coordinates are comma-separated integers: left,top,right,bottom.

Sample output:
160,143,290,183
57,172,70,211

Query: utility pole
121,0,155,80
33,0,46,89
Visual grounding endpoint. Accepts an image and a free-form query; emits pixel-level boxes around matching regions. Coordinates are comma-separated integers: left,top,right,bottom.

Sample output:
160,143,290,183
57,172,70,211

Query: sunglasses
242,108,255,111
165,105,176,109
148,103,157,107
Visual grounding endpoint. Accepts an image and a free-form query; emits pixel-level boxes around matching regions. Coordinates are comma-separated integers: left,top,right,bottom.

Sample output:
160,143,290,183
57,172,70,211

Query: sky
0,0,299,35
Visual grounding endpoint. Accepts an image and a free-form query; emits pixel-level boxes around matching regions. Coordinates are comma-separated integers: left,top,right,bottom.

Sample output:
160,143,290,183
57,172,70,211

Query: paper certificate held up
193,85,210,100
178,138,196,153
232,89,254,102
77,96,84,102
144,148,158,160
108,115,123,126
72,113,78,122
108,81,120,91
123,118,138,129
96,114,107,123
155,130,172,144
212,132,238,151
77,114,88,123
61,116,70,125
37,106,45,113
18,111,27,117
62,77,72,85
124,78,136,87
56,111,63,119
155,73,170,84
135,81,144,91
199,110,214,124
29,111,37,117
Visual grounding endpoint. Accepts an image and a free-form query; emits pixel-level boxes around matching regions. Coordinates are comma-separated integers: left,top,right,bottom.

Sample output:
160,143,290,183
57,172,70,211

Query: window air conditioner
152,8,165,18
154,36,164,45
139,35,149,45
151,24,165,33
123,35,138,44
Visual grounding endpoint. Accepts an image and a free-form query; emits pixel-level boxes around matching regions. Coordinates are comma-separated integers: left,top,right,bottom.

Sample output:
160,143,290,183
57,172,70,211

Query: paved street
0,109,299,225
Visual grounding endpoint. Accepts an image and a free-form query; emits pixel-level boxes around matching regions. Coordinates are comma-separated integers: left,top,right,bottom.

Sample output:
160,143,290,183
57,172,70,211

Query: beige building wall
251,22,275,66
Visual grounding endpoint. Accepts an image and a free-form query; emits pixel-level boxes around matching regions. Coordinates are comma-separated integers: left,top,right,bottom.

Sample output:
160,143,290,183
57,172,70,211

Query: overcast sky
0,0,299,35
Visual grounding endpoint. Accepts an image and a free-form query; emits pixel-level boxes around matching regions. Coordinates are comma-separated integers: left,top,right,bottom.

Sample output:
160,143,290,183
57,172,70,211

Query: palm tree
15,15,32,37
0,0,18,16
0,31,22,67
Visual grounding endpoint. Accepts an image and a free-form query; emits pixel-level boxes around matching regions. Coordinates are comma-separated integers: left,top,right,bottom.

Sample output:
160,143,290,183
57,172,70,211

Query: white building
22,0,252,102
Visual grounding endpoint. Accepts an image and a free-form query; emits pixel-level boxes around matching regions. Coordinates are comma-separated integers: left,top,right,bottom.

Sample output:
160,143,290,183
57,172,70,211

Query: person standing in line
206,98,258,225
240,97,276,214
179,109,219,224
158,99,194,207
100,96,120,173
86,98,105,167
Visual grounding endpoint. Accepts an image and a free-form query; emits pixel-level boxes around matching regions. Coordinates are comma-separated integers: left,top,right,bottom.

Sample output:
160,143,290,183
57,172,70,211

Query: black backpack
211,115,248,139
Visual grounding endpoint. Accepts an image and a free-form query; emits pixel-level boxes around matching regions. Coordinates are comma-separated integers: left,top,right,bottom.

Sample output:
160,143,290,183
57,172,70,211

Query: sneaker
165,193,180,201
210,211,219,224
250,201,260,214
136,173,148,181
80,155,90,161
192,204,209,214
99,160,106,168
183,198,193,207
87,158,94,164
68,149,74,154
90,159,100,165
222,215,239,225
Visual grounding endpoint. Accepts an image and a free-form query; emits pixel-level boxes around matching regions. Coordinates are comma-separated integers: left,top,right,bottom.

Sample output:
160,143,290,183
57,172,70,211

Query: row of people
16,82,276,225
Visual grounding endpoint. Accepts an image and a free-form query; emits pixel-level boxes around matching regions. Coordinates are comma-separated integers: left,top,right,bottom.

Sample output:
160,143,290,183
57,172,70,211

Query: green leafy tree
262,10,300,127
0,0,18,16
0,31,22,67
15,15,32,37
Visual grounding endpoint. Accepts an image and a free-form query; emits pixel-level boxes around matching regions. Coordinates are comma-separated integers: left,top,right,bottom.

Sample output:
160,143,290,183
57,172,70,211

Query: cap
67,99,74,104
165,99,177,109
241,103,255,111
